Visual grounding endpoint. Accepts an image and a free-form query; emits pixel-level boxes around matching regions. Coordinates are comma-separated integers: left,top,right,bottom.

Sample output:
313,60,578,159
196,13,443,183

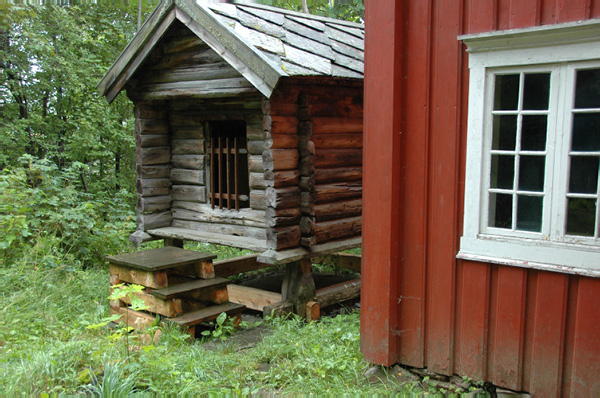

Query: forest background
0,0,364,268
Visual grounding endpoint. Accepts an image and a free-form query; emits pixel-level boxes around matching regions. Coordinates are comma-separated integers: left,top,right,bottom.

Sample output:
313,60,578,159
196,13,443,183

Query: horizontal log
163,34,207,54
271,116,298,134
264,169,300,188
171,219,267,240
136,133,170,148
313,216,362,243
138,195,172,213
315,182,362,204
268,102,299,116
309,100,363,118
316,278,361,308
171,155,205,170
172,139,205,155
138,211,172,231
250,172,266,189
140,78,256,100
171,126,204,139
134,102,168,119
263,149,299,171
313,133,362,149
120,290,182,318
250,189,267,210
314,148,362,168
170,168,205,186
266,186,301,209
266,207,302,227
265,133,299,149
313,117,362,134
136,178,172,197
169,98,262,112
138,146,171,166
147,47,223,70
247,140,265,155
315,167,362,184
248,155,264,173
267,225,301,251
111,307,156,330
109,263,168,289
135,118,169,135
228,284,282,312
247,117,265,141
312,253,362,273
314,199,362,222
144,62,240,84
263,299,294,318
171,206,265,228
213,254,269,277
172,185,206,203
137,164,171,179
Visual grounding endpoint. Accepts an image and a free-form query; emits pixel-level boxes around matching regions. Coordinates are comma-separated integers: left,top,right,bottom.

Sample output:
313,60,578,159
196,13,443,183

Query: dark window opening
207,120,249,210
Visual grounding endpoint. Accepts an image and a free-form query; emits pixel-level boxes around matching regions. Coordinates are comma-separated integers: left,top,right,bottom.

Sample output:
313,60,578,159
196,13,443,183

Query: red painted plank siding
361,0,600,395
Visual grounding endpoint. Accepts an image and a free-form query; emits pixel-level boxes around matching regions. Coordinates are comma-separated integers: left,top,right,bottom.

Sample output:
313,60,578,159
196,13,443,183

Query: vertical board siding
363,0,600,395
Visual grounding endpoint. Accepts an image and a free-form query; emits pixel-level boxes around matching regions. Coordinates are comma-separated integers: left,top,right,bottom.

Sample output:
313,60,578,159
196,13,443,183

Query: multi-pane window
458,21,600,274
483,65,600,243
207,120,249,211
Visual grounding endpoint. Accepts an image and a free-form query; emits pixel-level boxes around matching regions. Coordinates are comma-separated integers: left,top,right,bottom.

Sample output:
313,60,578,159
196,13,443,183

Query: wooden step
106,247,216,272
150,277,231,299
166,302,246,327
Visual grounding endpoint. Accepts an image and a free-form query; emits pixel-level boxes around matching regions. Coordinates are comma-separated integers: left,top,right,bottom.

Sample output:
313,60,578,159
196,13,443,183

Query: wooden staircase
106,247,246,337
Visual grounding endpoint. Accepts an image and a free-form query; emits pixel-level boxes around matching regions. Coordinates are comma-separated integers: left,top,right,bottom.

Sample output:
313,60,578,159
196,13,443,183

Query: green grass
0,240,485,396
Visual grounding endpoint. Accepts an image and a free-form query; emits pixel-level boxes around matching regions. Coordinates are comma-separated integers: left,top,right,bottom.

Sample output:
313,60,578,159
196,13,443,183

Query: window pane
572,113,600,151
566,198,597,236
494,74,520,111
516,195,543,232
523,73,551,110
491,155,515,189
492,115,517,150
569,156,599,194
489,193,513,229
575,68,600,109
521,115,547,151
518,155,545,192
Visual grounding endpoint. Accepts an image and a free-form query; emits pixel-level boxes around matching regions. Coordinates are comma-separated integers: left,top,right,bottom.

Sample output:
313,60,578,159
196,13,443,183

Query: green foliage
0,156,136,267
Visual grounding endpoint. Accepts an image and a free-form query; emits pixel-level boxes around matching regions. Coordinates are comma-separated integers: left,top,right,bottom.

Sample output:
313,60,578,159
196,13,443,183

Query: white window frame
458,19,600,277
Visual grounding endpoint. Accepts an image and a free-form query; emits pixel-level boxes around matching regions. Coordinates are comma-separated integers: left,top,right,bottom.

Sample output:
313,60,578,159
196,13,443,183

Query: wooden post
281,259,316,318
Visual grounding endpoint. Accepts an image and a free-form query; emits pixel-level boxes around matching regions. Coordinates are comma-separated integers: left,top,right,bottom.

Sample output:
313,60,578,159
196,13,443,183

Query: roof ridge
221,1,364,29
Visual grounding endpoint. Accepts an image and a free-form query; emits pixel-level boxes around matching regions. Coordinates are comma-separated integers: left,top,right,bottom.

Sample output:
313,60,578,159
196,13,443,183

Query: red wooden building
361,1,600,396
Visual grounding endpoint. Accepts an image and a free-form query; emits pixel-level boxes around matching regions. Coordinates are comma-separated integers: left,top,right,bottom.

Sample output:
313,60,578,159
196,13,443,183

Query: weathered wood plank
120,289,183,318
171,155,205,170
314,198,362,222
171,168,205,185
144,62,241,84
141,85,258,100
213,253,270,277
227,284,282,311
134,102,169,119
313,133,362,149
316,278,361,308
138,195,172,213
315,182,362,204
136,133,170,148
147,46,224,70
171,126,204,139
263,299,294,318
171,219,267,240
248,155,264,172
138,211,172,231
250,189,267,210
250,172,266,189
135,118,170,135
166,302,246,327
137,178,172,197
263,149,299,171
266,186,301,209
264,169,300,188
267,225,301,250
146,226,267,252
315,167,362,184
266,207,302,227
314,148,362,168
137,165,172,179
172,139,205,155
111,307,156,330
138,146,171,166
172,185,207,202
151,277,231,300
171,207,265,228
109,263,168,289
313,117,362,134
313,216,361,243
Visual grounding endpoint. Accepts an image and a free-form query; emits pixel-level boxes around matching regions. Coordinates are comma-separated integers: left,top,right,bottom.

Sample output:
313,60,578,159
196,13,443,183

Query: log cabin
98,0,364,265
361,1,600,396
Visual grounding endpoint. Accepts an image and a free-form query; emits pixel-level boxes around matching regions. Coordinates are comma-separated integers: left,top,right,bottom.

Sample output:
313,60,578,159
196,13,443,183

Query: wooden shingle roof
98,0,364,103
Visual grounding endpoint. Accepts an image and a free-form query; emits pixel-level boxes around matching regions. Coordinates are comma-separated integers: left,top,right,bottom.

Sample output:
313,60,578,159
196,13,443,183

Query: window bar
234,136,240,211
218,136,223,209
210,137,215,209
226,137,231,210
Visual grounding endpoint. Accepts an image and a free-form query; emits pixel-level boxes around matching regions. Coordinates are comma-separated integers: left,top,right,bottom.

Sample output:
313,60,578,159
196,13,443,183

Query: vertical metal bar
210,136,215,209
234,136,239,211
226,136,231,210
218,136,223,209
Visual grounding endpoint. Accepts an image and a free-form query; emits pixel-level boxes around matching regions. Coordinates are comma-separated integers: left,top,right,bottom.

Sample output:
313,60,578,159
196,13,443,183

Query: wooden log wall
168,99,267,241
134,101,172,232
265,79,363,250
